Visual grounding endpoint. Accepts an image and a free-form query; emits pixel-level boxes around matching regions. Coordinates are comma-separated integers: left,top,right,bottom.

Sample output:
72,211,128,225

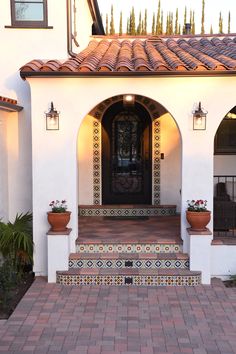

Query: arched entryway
71,94,197,287
213,105,236,237
102,100,152,204
77,94,182,213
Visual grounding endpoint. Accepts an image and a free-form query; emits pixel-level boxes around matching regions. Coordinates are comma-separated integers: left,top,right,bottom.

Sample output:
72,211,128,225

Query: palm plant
0,213,33,272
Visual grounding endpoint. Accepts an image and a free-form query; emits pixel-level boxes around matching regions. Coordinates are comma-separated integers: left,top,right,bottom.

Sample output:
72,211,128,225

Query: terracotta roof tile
40,60,61,72
145,41,170,71
116,40,133,71
177,38,226,70
0,96,17,105
133,39,152,71
154,40,188,70
189,38,236,69
166,39,208,70
79,39,110,71
20,36,236,77
21,59,45,72
98,40,120,71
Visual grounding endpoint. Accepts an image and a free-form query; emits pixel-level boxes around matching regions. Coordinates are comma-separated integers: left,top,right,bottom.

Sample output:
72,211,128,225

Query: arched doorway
77,94,182,215
102,101,152,204
214,105,236,236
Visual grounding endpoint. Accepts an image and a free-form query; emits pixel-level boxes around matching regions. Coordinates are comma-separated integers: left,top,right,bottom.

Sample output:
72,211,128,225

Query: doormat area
103,216,149,221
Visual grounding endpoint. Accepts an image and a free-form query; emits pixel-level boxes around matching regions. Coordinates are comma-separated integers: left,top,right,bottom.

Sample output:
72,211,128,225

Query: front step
56,240,201,286
78,204,176,217
69,252,189,269
57,268,201,286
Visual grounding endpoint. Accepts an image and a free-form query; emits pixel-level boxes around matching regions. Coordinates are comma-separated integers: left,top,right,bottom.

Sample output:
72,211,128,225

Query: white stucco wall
78,114,94,204
0,112,9,221
27,75,236,275
160,113,181,211
0,0,93,220
76,0,94,50
211,245,236,279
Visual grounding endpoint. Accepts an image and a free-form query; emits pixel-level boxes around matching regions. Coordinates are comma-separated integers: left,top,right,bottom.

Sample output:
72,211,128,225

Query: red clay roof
0,96,17,105
20,36,236,77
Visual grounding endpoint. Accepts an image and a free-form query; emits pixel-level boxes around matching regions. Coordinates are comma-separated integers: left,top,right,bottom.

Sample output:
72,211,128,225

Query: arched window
214,106,236,154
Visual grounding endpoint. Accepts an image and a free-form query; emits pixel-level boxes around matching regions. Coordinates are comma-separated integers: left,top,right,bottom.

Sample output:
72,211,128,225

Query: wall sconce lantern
123,94,135,107
45,102,60,130
193,102,207,130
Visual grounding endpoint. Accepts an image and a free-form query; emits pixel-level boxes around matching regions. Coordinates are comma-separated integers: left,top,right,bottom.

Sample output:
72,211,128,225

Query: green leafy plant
0,212,33,272
0,258,18,309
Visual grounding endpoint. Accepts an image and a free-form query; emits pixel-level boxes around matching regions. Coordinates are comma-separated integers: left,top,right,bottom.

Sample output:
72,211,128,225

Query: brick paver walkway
0,277,236,354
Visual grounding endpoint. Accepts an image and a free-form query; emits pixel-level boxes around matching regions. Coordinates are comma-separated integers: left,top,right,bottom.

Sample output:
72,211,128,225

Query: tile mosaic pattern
79,205,176,217
21,37,236,75
69,258,189,269
76,243,182,253
153,119,160,205
57,273,201,286
91,95,161,205
93,120,101,205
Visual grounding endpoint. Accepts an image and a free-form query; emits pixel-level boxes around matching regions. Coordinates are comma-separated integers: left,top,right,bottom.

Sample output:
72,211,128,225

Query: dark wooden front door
102,101,152,204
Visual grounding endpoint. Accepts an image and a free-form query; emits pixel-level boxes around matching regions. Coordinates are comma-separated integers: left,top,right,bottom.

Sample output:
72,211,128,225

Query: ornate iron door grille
111,111,143,195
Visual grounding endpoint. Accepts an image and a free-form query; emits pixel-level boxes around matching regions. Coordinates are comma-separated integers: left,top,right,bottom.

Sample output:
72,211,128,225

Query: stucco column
181,128,214,252
47,229,71,282
188,228,213,284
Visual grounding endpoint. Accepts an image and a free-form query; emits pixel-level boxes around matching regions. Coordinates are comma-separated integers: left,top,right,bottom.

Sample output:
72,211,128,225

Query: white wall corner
211,245,236,280
188,229,213,285
47,230,71,283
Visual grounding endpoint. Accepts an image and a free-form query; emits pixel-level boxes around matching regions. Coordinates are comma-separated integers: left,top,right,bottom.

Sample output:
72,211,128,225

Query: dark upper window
214,107,236,154
11,0,48,27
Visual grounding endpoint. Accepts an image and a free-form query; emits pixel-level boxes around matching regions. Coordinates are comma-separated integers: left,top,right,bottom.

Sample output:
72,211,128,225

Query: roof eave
20,70,236,80
0,101,23,112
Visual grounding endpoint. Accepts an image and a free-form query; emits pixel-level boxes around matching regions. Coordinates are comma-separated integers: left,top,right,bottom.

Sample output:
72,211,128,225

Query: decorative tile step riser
76,244,182,253
57,274,200,286
79,207,176,217
69,259,189,269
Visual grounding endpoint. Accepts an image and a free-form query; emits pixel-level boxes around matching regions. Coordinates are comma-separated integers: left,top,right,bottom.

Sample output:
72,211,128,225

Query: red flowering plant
187,200,208,212
49,200,67,213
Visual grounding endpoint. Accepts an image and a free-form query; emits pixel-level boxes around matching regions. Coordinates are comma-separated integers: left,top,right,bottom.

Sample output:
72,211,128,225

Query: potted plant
47,200,71,232
186,200,211,231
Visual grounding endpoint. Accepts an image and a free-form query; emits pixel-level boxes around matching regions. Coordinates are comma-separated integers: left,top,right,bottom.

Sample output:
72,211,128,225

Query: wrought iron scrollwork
111,111,144,194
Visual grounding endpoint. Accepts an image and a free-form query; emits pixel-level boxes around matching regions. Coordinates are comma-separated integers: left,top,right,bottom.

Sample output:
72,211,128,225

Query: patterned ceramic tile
56,273,201,286
76,243,182,253
69,258,189,269
79,206,176,217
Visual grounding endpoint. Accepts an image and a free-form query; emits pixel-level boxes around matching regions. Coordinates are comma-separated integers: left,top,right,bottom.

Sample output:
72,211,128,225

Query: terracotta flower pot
47,211,71,232
186,211,211,231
